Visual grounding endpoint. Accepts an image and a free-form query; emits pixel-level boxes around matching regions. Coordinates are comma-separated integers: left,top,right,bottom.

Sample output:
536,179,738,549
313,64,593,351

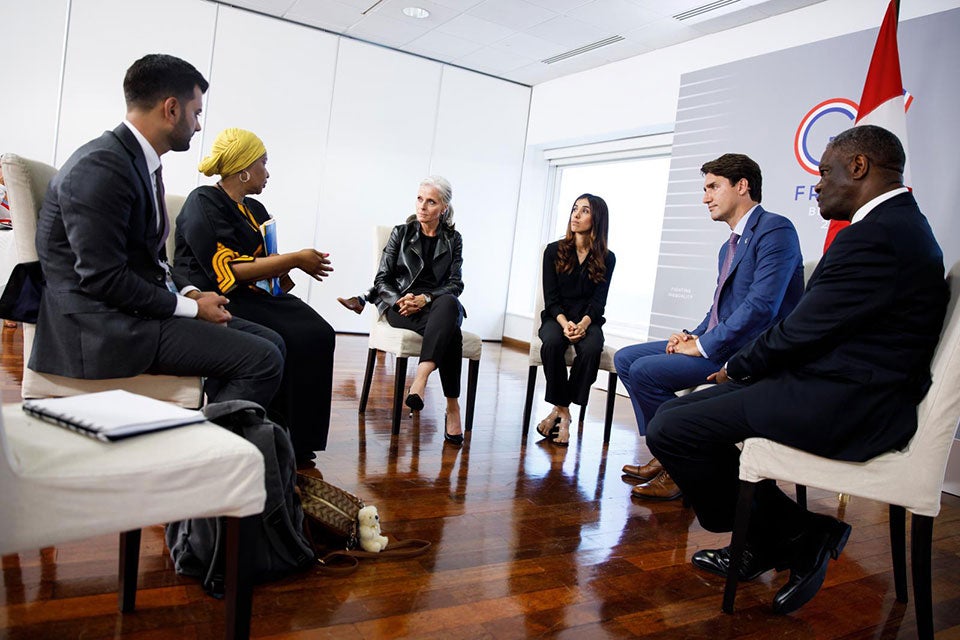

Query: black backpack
165,400,315,596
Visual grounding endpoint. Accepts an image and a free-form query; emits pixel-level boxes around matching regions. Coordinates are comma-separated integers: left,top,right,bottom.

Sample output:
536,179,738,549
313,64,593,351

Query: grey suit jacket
32,124,181,378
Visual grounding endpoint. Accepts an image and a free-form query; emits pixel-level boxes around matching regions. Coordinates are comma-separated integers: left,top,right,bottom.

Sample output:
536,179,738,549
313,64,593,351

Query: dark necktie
154,166,178,293
707,232,740,331
155,165,169,253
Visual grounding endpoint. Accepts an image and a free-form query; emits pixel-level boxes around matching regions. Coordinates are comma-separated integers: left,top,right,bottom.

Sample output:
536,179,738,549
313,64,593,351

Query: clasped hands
665,330,732,383
665,331,702,357
397,293,429,317
562,320,588,343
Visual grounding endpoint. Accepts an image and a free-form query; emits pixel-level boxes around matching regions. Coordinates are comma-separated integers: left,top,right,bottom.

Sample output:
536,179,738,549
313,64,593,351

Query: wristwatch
422,293,433,306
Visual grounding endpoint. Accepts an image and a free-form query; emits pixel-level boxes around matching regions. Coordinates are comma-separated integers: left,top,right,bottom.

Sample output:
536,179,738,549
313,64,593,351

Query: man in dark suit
615,153,804,500
646,125,948,614
32,54,284,407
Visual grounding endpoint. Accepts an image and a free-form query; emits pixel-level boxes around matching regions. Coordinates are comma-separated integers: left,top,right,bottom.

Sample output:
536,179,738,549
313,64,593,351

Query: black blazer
727,192,948,461
372,221,464,315
32,124,181,378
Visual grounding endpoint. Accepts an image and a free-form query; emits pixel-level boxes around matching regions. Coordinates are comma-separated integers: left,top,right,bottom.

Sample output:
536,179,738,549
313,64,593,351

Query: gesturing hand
196,294,232,324
297,249,334,281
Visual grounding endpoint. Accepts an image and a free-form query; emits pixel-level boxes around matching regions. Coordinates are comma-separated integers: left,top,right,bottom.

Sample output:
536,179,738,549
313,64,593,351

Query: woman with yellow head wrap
174,128,336,464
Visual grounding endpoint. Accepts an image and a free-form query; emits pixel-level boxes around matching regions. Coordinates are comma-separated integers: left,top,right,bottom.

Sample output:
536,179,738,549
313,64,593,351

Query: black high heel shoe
444,413,463,445
405,392,424,413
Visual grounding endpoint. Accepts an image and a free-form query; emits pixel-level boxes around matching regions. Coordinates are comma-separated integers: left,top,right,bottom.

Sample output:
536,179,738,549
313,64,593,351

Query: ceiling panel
210,0,829,85
466,0,557,30
565,0,660,33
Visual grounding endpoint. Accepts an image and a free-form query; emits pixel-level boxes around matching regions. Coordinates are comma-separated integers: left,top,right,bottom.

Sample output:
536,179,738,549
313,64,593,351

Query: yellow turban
198,128,266,178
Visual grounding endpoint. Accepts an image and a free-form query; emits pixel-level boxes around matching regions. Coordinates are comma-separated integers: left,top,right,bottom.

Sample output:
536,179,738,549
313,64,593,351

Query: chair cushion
369,315,482,360
0,405,266,555
21,324,203,408
528,337,617,373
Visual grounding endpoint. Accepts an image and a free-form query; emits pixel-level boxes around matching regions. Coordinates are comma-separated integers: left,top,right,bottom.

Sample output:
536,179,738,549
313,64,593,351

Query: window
544,134,672,343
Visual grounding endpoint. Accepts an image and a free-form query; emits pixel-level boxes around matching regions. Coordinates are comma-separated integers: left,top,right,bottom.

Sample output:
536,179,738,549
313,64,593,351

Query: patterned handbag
295,472,431,573
296,473,365,549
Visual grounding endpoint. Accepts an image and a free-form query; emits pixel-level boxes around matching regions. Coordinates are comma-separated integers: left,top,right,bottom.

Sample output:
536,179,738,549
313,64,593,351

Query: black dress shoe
443,413,463,445
692,544,781,581
405,392,424,412
772,515,852,614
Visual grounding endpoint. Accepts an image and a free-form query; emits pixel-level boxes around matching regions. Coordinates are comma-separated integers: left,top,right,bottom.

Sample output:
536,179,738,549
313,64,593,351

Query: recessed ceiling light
402,6,430,19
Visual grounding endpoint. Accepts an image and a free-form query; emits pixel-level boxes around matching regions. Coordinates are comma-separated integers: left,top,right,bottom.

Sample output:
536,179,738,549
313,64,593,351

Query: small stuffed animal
358,505,389,553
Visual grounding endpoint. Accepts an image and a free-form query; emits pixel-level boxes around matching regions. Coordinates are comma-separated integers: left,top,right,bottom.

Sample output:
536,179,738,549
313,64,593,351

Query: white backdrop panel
1,0,67,164
312,40,442,332
429,66,530,339
54,0,216,193
200,6,339,296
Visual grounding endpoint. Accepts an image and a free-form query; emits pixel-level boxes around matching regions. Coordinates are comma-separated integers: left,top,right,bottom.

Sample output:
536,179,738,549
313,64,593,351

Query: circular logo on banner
794,98,859,175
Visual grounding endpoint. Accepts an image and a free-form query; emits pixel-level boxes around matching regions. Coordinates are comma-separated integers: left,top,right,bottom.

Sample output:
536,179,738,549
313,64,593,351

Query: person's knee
433,294,458,315
613,349,632,377
263,342,285,378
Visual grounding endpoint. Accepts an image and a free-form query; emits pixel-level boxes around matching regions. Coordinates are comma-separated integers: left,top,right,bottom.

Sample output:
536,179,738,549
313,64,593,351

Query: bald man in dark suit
647,125,948,614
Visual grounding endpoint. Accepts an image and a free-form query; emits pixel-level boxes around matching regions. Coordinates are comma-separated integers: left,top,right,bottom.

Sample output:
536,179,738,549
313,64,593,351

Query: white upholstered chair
0,154,203,407
721,260,960,640
0,403,266,638
358,225,482,435
522,247,619,443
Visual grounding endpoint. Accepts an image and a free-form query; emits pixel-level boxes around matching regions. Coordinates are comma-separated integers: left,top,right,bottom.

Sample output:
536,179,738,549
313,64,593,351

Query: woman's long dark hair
555,193,609,284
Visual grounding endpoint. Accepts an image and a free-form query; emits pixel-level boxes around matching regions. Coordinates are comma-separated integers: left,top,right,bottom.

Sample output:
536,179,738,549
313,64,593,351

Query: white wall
0,0,531,341
2,0,69,163
505,0,960,341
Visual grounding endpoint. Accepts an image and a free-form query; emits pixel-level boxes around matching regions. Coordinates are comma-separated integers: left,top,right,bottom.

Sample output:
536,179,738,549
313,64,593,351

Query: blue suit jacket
692,206,804,364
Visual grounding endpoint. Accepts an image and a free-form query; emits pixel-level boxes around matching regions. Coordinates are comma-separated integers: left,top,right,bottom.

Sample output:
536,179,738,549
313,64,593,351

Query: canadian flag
823,0,911,251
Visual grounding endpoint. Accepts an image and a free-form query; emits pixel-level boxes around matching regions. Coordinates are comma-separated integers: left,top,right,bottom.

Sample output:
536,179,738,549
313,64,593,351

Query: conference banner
648,7,959,341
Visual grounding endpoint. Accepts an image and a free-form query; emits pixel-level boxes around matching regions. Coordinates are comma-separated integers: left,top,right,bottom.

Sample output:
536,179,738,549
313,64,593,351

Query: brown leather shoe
622,457,663,482
631,470,682,501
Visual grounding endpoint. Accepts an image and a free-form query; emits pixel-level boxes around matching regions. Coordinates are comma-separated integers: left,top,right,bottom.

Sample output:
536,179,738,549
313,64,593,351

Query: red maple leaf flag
823,0,911,252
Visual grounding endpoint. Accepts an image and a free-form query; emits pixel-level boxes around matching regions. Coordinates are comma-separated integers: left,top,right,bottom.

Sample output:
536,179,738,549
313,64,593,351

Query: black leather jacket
372,221,464,315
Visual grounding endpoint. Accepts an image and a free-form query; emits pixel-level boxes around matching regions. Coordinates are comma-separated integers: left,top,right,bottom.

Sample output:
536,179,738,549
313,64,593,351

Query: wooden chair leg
225,515,256,640
911,513,934,640
358,348,377,414
578,402,587,425
392,356,408,436
465,359,479,431
795,484,807,509
722,480,757,613
522,366,537,435
118,529,141,613
889,504,908,603
603,371,616,444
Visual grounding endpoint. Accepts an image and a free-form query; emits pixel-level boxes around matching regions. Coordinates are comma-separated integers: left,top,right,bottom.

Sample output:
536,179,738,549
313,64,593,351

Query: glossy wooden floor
2,325,960,639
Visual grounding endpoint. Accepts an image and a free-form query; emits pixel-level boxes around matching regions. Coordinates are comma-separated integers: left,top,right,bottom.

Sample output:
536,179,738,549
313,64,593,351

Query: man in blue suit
615,153,803,500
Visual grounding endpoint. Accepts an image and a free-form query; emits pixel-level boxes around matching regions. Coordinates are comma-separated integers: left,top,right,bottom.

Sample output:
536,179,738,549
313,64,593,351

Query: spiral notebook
22,390,205,442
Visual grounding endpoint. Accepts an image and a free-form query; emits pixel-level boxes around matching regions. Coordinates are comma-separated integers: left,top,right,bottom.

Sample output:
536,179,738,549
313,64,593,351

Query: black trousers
538,320,604,407
646,381,814,553
386,294,462,398
150,315,284,410
227,293,336,455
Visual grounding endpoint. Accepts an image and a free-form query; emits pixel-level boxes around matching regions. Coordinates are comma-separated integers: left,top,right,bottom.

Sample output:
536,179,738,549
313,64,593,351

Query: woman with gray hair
338,176,466,444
